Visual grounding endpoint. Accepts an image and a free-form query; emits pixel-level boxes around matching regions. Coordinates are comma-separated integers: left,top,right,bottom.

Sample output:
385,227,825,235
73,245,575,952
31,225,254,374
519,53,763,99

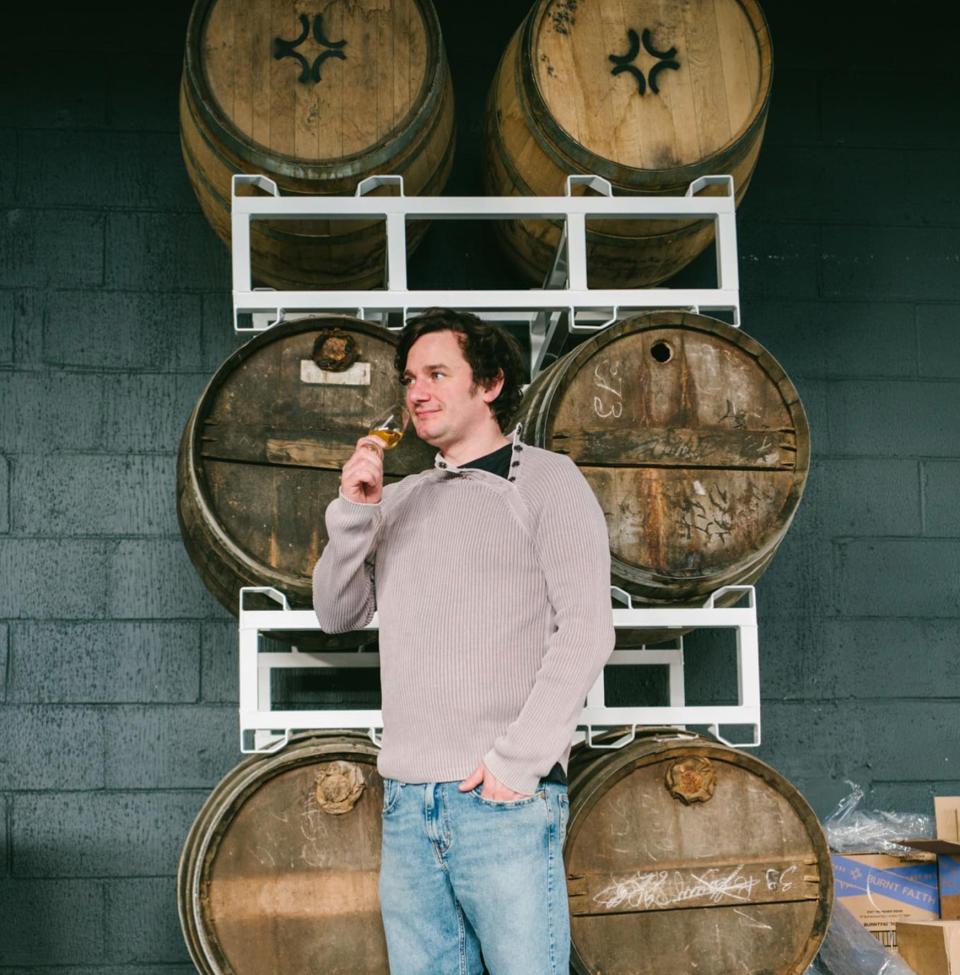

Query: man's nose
408,386,430,403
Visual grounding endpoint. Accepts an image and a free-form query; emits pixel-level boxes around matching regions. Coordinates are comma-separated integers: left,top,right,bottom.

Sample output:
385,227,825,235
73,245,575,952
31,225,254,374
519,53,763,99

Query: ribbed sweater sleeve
482,457,615,794
312,495,381,633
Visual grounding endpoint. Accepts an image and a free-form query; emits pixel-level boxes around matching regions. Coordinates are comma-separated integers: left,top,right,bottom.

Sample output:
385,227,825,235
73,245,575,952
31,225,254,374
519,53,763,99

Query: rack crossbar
232,194,737,220
240,605,756,633
234,288,740,312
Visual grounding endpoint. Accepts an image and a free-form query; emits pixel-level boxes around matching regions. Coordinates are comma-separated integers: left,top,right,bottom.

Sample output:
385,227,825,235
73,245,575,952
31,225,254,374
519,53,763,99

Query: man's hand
459,762,530,801
341,436,386,504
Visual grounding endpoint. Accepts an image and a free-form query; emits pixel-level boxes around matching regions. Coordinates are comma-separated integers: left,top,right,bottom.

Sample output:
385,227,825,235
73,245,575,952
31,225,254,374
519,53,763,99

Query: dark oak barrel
176,316,434,617
178,732,389,974
180,0,455,289
566,730,833,975
484,0,772,287
514,312,809,606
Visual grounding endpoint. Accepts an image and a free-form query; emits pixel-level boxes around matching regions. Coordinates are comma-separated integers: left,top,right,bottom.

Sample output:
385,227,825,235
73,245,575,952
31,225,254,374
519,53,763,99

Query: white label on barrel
300,360,371,385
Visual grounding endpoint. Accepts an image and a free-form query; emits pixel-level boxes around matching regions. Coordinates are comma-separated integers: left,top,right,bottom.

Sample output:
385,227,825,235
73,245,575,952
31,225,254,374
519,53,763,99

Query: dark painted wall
1,0,958,968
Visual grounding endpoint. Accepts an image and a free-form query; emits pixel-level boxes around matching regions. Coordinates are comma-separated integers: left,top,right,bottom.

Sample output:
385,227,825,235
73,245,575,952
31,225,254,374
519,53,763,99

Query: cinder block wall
1,0,957,967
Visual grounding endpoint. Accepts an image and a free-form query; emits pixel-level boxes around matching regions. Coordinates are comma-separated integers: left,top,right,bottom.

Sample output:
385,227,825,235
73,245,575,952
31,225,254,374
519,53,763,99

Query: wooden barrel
514,312,808,605
178,732,389,974
566,729,833,975
485,0,772,287
180,0,455,290
176,316,435,618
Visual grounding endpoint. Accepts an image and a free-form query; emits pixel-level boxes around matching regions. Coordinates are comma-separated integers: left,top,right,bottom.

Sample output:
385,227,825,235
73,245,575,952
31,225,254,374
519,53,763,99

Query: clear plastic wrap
804,902,917,975
824,781,934,855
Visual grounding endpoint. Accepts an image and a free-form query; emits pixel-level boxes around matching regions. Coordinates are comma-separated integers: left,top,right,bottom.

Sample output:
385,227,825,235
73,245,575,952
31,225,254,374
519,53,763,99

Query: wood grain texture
179,733,390,975
484,0,771,287
176,316,435,616
536,0,761,168
203,0,426,160
514,312,808,603
566,732,832,975
180,0,455,288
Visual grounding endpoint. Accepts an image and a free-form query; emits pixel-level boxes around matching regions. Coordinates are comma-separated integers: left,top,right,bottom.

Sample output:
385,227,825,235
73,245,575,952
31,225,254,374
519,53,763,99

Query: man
313,308,614,975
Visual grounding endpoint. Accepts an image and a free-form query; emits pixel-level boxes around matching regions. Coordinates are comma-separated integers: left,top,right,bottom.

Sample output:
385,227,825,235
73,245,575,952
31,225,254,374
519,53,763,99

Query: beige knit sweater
312,433,615,794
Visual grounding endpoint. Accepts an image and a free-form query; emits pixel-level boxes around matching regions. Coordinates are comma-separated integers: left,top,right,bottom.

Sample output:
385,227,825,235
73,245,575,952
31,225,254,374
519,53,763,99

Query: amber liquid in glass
367,427,403,449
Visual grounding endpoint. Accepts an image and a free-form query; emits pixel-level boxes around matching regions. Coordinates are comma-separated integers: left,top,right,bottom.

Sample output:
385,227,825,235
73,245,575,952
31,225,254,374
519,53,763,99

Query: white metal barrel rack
229,173,763,756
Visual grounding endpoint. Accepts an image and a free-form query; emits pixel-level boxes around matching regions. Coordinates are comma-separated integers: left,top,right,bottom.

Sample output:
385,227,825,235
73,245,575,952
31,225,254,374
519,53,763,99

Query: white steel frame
230,173,741,375
238,585,760,756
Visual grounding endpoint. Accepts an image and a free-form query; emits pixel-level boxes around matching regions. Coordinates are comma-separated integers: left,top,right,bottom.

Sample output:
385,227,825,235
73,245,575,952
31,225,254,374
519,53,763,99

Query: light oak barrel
513,312,808,606
565,729,833,975
176,316,434,627
180,0,455,290
178,732,390,975
484,0,772,287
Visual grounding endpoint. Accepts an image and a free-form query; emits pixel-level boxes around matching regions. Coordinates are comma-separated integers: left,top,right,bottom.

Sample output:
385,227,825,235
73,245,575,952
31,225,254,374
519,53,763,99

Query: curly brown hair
395,309,525,431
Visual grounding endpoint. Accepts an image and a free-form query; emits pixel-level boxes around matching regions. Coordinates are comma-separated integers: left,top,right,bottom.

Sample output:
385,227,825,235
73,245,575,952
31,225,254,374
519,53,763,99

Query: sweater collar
433,424,525,478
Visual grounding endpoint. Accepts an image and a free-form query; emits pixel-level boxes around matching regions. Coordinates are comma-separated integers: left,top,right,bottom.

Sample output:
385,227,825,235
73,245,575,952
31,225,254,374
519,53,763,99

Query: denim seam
439,784,453,856
469,787,546,809
382,778,402,816
547,791,558,974
424,784,448,871
455,899,468,975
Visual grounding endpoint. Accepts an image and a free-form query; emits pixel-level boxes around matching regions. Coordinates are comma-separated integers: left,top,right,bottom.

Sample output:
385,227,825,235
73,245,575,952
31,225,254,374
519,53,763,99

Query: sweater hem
481,748,543,796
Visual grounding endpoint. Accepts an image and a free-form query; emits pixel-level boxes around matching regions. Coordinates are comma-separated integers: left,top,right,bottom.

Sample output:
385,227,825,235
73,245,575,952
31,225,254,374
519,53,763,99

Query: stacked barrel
179,0,455,289
515,312,808,609
485,0,772,287
173,1,830,973
176,316,434,620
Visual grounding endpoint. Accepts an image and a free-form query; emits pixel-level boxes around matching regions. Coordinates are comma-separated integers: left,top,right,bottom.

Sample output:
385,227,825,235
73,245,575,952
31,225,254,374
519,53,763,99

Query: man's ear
481,369,505,403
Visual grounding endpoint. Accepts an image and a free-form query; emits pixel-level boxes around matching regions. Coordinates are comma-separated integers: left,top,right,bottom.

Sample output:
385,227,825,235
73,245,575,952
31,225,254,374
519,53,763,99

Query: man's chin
413,424,443,447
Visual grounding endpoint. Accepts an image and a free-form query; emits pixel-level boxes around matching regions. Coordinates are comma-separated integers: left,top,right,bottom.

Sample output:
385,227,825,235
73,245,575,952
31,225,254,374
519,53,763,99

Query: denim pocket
558,792,569,838
470,788,545,808
382,777,402,815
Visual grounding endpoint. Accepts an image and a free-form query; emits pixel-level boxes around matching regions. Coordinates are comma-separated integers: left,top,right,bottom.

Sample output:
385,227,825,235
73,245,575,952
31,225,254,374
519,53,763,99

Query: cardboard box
903,798,960,921
895,920,960,975
936,800,960,845
941,854,960,921
937,800,960,921
832,853,940,949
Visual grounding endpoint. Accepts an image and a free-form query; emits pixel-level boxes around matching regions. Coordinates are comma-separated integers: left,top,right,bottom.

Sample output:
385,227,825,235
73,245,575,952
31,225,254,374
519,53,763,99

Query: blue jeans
378,778,570,975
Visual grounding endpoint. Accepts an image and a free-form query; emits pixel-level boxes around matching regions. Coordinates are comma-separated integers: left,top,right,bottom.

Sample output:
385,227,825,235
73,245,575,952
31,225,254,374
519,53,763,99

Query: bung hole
651,341,673,363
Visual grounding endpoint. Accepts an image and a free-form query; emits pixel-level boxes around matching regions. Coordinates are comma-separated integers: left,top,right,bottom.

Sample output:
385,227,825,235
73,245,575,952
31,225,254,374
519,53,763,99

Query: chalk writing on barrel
593,362,623,419
765,865,797,892
593,865,763,910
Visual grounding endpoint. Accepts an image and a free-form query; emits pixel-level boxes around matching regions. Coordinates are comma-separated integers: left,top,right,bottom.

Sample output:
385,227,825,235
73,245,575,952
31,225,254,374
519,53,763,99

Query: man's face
402,330,500,451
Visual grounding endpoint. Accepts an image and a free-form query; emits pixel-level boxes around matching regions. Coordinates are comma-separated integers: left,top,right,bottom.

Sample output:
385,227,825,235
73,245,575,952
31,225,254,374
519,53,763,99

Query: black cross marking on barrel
608,28,680,96
274,13,347,85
